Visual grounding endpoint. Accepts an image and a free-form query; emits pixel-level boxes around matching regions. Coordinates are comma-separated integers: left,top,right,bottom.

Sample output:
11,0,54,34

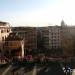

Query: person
36,70,38,75
63,73,66,75
12,72,15,75
16,72,19,75
21,72,25,75
63,72,66,75
64,65,71,75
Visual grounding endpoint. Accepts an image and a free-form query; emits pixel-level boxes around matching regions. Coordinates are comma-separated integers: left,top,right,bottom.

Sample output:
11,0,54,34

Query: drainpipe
0,50,2,59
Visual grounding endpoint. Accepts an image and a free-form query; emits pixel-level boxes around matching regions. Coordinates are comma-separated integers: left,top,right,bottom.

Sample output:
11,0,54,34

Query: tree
37,28,44,50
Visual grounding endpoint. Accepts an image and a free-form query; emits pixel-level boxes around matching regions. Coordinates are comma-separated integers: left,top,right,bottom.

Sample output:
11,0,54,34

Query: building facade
39,20,75,56
41,26,61,50
0,21,11,58
61,26,75,56
12,27,37,54
5,33,24,58
3,20,74,57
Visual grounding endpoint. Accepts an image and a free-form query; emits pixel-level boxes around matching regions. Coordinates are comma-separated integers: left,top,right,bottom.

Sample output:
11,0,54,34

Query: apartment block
41,26,61,50
5,32,24,58
12,27,37,54
39,20,75,56
0,21,11,58
61,26,75,56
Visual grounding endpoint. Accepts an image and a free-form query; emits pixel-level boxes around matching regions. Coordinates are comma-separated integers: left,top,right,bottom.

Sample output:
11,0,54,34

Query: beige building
5,32,24,58
61,20,75,56
12,27,37,54
0,21,11,58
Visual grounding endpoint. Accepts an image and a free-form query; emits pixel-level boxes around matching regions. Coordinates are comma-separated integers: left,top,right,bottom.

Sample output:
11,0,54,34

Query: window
73,41,75,47
34,41,36,43
7,50,9,54
51,46,53,48
10,42,12,46
58,36,59,38
5,36,6,39
26,42,27,44
2,37,4,41
65,41,67,44
51,43,53,44
51,33,53,35
34,45,36,47
51,36,53,38
28,34,30,36
25,32,27,34
2,45,4,49
21,41,24,44
58,45,59,48
34,34,36,36
18,32,22,34
45,43,49,45
6,29,8,32
55,36,56,38
34,31,36,33
55,46,56,48
5,42,8,46
25,45,27,47
1,30,3,33
4,29,6,33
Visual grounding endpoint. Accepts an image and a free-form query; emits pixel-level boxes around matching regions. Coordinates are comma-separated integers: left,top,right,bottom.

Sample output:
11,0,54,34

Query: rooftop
0,21,10,26
62,32,75,40
5,32,23,41
12,27,36,31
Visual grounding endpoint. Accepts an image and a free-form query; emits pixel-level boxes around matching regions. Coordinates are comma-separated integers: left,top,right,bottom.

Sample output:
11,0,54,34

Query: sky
0,0,75,27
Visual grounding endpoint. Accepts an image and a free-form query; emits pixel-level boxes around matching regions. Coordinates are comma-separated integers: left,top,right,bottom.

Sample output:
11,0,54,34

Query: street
37,62,64,75
0,61,75,75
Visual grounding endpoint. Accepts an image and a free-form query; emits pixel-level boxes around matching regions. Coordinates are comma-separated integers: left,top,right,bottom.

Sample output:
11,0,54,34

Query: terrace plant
14,52,21,58
50,54,57,58
37,53,45,59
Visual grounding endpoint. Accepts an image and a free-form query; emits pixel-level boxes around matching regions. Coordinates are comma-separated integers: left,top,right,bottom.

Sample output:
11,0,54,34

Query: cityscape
0,20,75,75
0,0,75,75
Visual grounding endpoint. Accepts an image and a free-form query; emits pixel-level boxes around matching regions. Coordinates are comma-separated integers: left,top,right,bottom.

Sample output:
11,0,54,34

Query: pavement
72,70,75,75
1,65,12,75
0,61,75,75
3,62,35,75
0,59,7,65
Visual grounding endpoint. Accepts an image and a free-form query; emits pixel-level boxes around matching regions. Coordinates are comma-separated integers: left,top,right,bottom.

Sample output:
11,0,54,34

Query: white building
49,26,61,49
0,21,11,58
42,26,61,50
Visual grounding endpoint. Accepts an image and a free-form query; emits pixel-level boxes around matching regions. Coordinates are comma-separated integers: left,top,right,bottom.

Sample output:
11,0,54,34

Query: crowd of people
13,72,25,75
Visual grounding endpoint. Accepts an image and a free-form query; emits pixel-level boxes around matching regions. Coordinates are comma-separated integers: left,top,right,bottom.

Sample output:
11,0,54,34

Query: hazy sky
0,0,75,27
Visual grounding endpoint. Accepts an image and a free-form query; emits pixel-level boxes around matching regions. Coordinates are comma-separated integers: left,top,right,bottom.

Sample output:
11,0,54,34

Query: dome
61,20,65,26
